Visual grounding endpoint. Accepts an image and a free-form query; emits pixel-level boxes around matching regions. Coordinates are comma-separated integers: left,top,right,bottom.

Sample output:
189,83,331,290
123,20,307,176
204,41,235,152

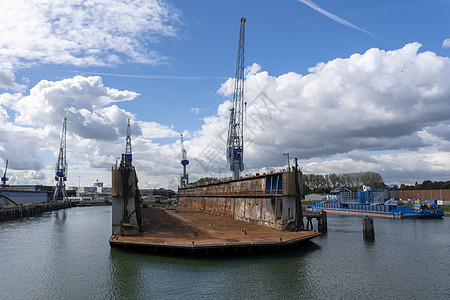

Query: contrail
82,72,227,80
298,0,376,38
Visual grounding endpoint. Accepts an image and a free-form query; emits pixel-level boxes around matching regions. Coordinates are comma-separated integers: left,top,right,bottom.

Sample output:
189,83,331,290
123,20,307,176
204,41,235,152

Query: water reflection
106,242,321,299
107,248,146,299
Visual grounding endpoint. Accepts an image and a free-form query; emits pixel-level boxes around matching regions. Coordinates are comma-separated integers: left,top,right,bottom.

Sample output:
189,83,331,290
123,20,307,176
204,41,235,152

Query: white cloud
190,107,200,114
0,123,45,170
12,76,139,132
0,0,180,68
0,75,177,177
0,69,26,91
140,121,179,139
443,39,450,49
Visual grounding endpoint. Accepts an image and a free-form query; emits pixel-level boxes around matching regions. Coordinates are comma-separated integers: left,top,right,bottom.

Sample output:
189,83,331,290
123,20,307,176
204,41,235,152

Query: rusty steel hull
109,206,320,256
177,171,301,230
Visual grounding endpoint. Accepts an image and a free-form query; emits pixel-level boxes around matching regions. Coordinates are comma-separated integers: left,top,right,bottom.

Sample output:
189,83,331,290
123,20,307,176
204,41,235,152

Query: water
1,207,449,299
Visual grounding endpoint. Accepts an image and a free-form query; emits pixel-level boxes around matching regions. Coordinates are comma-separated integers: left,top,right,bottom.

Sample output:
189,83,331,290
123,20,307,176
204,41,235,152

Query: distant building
305,193,327,202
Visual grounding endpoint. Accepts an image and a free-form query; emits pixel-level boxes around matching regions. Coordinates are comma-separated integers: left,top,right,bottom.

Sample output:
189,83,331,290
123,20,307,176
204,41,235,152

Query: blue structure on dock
310,186,444,218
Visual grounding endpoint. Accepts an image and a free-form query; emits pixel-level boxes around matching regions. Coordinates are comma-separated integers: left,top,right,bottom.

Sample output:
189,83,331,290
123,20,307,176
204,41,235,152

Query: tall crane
52,118,68,202
1,159,8,187
227,17,246,179
180,134,189,186
125,118,132,166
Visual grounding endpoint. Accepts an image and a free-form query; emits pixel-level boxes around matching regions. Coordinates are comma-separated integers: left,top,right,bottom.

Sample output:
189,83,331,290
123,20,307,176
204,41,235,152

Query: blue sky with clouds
1,0,450,189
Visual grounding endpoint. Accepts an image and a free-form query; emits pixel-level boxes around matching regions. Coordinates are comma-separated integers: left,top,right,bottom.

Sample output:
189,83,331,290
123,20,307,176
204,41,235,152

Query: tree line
190,173,449,194
399,180,450,190
302,171,384,194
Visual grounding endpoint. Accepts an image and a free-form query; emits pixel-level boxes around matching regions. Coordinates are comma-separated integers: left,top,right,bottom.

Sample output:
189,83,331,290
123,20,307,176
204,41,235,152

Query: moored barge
309,186,444,219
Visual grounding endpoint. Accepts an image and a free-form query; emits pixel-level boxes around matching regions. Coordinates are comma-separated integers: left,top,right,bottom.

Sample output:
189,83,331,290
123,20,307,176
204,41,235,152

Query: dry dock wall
178,171,301,230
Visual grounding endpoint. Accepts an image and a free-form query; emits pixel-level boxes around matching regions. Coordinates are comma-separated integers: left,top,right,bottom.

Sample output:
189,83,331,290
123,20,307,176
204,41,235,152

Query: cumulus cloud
12,76,139,133
0,0,180,68
0,75,177,179
140,121,179,139
0,124,45,170
0,69,26,91
443,39,450,49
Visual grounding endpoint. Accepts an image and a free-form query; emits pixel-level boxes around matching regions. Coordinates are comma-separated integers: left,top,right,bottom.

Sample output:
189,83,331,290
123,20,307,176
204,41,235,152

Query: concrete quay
0,202,74,222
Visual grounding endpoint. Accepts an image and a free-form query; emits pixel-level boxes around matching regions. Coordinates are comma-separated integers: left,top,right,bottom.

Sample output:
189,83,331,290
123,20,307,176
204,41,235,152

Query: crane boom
226,17,246,179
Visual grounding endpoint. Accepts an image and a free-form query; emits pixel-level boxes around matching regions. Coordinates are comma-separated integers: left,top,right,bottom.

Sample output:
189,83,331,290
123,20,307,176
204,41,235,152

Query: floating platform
109,206,321,256
311,201,444,219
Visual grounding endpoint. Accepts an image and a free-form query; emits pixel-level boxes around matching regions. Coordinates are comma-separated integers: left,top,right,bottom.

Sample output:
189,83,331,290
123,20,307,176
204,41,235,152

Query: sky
1,0,450,190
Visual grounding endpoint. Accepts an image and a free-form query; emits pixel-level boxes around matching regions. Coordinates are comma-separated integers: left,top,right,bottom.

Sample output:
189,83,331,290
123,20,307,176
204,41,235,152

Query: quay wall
0,202,73,222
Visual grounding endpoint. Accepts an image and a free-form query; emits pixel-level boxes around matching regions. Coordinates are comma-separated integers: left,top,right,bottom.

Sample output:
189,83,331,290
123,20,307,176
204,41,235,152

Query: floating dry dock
110,155,321,255
109,206,320,255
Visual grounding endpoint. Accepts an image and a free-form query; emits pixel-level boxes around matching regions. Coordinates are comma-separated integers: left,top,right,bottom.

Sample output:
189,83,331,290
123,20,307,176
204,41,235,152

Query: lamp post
283,153,290,171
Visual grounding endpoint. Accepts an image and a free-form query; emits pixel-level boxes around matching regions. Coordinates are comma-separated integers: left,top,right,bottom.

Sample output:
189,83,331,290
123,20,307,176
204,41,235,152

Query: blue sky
1,0,450,189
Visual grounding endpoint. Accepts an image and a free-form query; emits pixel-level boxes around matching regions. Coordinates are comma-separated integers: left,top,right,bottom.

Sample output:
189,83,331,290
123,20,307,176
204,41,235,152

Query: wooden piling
304,209,327,234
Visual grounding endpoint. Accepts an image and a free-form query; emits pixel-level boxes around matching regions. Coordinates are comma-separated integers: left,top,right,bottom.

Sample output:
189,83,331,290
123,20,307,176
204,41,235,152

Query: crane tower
226,17,246,179
52,118,68,202
1,159,8,187
180,134,189,186
125,118,132,166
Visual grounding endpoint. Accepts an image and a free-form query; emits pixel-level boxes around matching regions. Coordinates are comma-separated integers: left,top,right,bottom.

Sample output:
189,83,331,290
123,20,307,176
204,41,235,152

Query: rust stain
110,206,320,248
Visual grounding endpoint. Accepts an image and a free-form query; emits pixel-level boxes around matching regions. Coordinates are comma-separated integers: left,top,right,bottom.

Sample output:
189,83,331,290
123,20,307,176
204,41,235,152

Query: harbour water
1,206,448,299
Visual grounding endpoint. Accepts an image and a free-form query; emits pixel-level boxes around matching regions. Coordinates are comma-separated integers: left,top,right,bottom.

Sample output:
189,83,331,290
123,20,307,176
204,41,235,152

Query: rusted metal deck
109,206,321,256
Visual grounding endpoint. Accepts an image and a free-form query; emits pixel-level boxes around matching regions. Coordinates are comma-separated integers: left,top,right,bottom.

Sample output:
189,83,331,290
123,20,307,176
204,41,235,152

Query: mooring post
362,215,374,240
294,158,304,231
317,211,328,234
306,217,313,231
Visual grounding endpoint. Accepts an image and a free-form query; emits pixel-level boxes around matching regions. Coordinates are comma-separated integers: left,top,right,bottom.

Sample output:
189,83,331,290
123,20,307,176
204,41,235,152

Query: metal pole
283,153,290,171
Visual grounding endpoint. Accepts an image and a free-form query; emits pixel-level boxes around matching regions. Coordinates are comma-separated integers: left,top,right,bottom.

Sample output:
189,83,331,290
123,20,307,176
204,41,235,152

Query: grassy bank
82,200,112,206
439,205,450,215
